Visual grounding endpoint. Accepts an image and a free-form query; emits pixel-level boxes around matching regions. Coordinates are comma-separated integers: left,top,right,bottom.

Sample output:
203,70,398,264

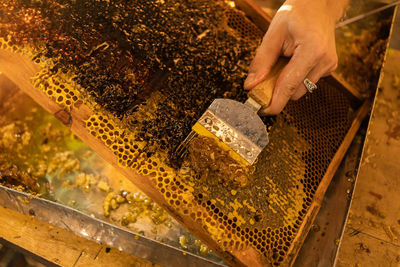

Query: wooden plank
0,2,377,265
0,205,159,267
341,48,400,246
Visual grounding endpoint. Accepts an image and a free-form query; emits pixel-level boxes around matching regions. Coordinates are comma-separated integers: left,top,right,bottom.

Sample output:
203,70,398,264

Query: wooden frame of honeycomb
0,1,394,266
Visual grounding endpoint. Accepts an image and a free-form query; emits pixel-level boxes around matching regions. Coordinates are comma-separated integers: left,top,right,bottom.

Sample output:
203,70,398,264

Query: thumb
244,29,283,90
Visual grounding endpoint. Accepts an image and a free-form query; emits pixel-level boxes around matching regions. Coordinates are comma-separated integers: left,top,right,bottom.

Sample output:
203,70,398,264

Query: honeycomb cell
0,1,356,265
225,8,264,40
31,67,82,110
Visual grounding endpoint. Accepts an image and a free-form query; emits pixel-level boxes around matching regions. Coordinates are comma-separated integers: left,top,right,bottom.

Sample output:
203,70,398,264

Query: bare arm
244,0,349,115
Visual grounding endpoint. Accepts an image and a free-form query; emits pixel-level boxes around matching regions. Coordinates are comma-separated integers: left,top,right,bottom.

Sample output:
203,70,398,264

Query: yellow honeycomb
0,36,23,54
1,36,81,110
32,68,82,110
0,7,353,266
81,88,349,265
85,112,247,251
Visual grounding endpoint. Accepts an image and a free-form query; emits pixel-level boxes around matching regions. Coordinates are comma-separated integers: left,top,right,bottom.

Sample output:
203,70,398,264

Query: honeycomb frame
0,1,382,266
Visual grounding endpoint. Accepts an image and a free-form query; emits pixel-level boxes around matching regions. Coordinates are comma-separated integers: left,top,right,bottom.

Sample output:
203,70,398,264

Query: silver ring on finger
303,78,317,93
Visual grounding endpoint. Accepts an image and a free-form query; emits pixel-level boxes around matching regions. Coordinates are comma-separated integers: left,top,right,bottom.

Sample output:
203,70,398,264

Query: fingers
260,44,316,115
291,53,338,100
260,46,338,115
244,27,284,90
290,66,323,100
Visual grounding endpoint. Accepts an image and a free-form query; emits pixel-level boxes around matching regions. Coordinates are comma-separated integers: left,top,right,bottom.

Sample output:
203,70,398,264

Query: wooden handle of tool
248,57,288,108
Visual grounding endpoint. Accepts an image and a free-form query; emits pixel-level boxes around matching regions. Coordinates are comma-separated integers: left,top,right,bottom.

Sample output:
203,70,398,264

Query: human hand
244,0,348,115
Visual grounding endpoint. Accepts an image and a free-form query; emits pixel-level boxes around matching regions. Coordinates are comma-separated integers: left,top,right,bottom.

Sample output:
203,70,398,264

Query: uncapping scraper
176,58,287,165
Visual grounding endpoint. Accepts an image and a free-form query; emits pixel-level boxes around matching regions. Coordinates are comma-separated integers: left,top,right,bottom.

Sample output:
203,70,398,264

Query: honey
0,1,379,265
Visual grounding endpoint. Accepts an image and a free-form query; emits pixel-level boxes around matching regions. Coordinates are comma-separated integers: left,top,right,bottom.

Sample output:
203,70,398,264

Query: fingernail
244,73,257,89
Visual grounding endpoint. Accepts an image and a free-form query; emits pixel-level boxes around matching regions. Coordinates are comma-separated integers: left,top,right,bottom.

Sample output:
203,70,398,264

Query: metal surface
244,97,262,113
197,98,268,165
0,1,394,266
336,0,400,28
0,185,225,267
335,7,400,266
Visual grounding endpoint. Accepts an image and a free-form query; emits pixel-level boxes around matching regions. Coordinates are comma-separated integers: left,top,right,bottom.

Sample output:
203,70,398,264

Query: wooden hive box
0,0,394,265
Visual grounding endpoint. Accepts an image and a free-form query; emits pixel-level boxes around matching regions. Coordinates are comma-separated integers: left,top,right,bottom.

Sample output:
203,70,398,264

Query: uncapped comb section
0,0,388,266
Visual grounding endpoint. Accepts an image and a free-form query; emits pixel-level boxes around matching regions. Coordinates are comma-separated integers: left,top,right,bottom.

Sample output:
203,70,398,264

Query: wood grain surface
0,205,159,267
0,3,373,265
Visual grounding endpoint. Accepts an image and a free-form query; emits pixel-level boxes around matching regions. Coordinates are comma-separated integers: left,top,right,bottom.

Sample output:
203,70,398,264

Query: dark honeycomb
0,0,259,158
0,1,370,265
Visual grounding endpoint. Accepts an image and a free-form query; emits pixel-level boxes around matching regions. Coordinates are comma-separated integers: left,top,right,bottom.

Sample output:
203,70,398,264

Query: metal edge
333,5,399,266
198,109,262,165
0,185,227,267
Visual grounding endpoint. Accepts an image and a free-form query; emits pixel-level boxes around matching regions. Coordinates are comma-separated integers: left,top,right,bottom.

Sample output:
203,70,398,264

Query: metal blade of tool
192,99,268,165
177,100,268,166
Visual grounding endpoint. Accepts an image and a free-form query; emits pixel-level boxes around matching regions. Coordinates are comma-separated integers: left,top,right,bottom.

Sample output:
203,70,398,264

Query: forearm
281,0,350,26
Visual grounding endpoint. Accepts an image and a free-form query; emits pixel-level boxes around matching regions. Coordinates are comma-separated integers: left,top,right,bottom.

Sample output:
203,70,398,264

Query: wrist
325,0,349,22
282,0,349,23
